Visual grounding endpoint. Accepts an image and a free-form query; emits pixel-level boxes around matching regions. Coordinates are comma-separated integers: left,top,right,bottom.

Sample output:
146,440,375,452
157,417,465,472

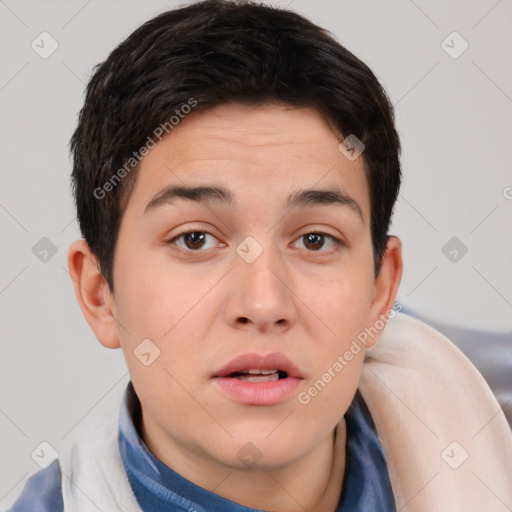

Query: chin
216,436,308,472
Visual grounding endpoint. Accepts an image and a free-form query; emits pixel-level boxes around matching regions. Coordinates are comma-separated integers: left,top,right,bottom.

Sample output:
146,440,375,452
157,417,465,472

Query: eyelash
166,230,344,255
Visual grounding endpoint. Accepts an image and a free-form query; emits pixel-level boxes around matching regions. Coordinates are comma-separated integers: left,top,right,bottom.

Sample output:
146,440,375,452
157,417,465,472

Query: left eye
292,233,341,252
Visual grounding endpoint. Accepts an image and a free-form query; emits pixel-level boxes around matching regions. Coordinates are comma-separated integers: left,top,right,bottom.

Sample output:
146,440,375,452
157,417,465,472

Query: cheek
293,254,374,409
298,260,374,344
114,265,213,425
115,246,199,338
114,255,219,383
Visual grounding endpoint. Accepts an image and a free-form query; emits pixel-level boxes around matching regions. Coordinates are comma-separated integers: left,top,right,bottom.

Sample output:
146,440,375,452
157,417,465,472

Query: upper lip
212,352,304,379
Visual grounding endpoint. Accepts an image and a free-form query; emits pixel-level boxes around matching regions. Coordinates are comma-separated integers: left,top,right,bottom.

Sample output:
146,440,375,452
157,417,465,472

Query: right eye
166,230,224,252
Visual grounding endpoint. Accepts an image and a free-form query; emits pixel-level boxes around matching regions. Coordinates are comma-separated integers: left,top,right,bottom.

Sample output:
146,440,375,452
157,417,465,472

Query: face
75,102,401,479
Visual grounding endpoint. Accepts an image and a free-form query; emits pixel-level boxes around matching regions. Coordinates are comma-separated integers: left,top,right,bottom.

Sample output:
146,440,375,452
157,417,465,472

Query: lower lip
212,376,302,405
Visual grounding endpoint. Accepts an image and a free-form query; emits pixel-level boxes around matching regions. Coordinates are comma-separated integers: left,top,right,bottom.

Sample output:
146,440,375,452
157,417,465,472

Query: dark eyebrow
144,185,235,213
144,184,363,221
286,187,363,221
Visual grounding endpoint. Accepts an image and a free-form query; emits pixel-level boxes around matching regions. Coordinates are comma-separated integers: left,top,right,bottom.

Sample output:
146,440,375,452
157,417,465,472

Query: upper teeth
246,369,278,374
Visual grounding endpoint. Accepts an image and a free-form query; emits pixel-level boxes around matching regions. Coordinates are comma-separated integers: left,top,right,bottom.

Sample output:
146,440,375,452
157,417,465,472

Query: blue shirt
8,382,395,511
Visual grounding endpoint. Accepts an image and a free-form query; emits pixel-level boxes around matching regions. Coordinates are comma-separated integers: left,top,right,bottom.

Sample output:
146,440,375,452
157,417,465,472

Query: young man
9,1,512,510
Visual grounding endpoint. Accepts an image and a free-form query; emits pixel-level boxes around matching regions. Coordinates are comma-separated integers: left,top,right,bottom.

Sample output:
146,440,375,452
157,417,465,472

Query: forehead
124,102,370,220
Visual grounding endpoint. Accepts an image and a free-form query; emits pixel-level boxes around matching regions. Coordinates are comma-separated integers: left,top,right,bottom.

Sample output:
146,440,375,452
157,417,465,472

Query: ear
365,235,403,348
67,239,120,349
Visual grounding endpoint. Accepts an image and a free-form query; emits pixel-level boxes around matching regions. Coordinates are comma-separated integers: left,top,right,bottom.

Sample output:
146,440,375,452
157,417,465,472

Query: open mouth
213,368,300,405
228,369,289,382
211,352,303,405
213,352,303,381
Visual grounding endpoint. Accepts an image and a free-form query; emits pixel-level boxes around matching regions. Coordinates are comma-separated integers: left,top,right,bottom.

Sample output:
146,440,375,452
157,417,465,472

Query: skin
68,102,402,511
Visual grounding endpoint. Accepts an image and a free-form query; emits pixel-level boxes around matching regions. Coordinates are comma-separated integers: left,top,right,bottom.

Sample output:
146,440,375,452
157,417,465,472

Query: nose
223,241,298,335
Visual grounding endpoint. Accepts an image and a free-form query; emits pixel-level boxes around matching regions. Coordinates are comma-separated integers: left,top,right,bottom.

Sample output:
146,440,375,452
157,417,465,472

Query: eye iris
185,232,206,249
304,233,324,250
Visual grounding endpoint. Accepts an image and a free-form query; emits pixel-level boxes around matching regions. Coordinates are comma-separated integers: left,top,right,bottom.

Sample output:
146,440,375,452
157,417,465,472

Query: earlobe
67,240,121,349
366,236,403,348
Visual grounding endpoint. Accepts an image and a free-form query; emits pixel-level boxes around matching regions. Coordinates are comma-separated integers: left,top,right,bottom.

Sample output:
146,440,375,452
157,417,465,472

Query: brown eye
292,232,342,253
183,231,207,249
169,231,220,252
303,233,325,251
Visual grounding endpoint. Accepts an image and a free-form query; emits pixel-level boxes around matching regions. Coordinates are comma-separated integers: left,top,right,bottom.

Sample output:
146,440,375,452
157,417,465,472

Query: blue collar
118,382,395,511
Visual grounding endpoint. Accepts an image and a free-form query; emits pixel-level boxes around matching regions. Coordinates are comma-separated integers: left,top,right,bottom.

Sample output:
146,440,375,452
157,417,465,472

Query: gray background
1,0,511,508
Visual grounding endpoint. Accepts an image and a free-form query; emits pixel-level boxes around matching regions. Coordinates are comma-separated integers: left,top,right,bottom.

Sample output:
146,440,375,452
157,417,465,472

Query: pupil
186,232,205,249
304,233,323,250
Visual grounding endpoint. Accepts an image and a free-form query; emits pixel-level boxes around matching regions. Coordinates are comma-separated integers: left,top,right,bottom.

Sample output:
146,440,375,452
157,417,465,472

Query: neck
142,417,347,512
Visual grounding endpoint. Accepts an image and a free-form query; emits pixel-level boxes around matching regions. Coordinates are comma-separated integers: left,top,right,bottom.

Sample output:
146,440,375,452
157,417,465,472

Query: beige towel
360,312,512,511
